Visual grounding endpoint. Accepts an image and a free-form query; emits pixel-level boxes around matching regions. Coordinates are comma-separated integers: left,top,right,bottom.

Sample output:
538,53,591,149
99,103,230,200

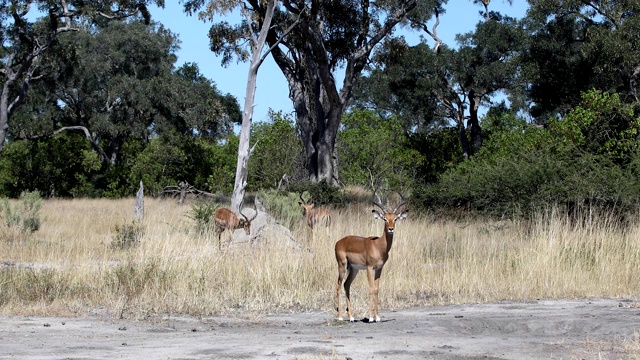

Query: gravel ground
1,298,639,359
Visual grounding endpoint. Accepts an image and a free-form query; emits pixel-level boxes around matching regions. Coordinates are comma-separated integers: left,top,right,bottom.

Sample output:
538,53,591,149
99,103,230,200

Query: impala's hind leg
344,266,359,322
336,259,347,320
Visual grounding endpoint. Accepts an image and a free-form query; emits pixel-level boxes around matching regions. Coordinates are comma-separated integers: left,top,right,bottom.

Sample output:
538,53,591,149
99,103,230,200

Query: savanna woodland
1,0,639,330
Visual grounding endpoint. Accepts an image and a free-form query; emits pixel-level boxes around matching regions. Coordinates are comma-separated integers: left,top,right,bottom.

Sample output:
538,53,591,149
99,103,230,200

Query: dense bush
287,180,346,207
418,147,640,217
249,111,306,190
415,91,640,218
338,109,424,194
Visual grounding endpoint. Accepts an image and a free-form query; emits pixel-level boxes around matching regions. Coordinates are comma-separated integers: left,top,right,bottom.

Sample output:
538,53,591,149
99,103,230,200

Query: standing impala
213,206,258,245
334,200,408,322
298,194,332,229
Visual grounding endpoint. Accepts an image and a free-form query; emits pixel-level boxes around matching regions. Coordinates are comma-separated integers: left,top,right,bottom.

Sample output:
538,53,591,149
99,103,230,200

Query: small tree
185,0,299,212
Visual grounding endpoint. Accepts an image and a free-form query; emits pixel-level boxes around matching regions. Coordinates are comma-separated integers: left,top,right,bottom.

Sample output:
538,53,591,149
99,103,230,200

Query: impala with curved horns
213,204,258,245
334,199,408,322
298,194,332,229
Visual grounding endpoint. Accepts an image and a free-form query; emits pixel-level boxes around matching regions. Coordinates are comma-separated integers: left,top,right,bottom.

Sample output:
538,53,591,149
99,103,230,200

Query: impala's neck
382,227,394,253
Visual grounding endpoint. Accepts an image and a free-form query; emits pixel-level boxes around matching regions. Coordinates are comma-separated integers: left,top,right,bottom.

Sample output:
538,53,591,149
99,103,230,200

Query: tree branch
422,8,442,53
258,7,304,68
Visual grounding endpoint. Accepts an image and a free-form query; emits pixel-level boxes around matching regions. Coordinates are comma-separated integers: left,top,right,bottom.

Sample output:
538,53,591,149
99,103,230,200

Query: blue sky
150,1,528,123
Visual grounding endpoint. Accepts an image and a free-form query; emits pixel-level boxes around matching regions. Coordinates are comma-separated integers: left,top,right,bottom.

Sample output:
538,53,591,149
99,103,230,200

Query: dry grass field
0,196,639,321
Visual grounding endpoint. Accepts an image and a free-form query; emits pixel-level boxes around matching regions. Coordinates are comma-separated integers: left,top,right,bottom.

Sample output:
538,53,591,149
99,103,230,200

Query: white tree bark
230,0,277,213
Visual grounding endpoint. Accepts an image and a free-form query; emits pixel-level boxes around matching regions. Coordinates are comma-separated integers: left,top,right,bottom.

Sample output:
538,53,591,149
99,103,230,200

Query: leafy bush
338,109,424,193
187,200,218,234
257,189,304,228
0,190,43,237
288,180,346,207
110,221,145,250
418,147,640,218
548,90,640,165
0,135,99,198
204,135,240,194
249,111,306,190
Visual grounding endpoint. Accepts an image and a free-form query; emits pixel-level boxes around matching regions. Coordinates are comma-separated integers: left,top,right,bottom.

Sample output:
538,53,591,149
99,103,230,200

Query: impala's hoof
367,317,380,323
337,317,344,321
349,317,356,322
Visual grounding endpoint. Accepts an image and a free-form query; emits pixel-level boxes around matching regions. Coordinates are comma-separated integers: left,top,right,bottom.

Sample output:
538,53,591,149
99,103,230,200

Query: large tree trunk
288,78,342,185
0,83,11,154
468,89,483,155
267,1,417,186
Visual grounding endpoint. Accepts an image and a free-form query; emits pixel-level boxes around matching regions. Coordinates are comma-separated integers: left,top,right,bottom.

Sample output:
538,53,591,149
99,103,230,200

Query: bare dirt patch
1,298,638,359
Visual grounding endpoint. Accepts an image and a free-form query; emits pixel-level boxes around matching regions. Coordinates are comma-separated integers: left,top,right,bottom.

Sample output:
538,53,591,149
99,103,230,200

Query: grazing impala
334,200,408,322
298,194,332,229
213,206,258,244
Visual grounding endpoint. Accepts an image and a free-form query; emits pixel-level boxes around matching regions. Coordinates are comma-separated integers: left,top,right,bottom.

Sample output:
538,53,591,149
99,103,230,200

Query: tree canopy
0,1,639,220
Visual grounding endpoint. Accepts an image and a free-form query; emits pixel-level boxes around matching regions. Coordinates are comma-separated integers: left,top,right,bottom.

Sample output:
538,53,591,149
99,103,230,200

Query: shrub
187,200,218,234
338,109,424,192
288,180,346,207
110,221,145,250
418,147,640,218
257,189,304,228
0,190,43,239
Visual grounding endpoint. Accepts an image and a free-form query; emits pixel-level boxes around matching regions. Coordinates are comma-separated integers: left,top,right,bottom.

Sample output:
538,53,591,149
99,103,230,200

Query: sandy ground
1,298,639,360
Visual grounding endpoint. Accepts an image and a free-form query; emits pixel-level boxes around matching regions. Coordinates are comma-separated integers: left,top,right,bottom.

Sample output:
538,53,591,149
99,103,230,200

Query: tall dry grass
0,198,639,319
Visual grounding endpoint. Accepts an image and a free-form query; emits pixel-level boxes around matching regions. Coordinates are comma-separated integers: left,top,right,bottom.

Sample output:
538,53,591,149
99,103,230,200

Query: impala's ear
396,210,408,221
372,209,385,220
298,201,303,206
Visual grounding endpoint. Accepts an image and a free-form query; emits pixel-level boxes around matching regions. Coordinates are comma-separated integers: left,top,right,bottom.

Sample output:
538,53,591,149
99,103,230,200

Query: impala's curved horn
249,202,258,221
391,192,407,214
392,202,407,214
239,210,247,221
372,191,388,213
239,201,258,222
299,192,311,205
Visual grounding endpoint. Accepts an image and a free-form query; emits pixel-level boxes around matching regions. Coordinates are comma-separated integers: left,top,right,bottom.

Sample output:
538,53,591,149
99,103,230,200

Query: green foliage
419,146,640,218
5,20,239,199
418,92,640,218
0,135,100,198
338,109,424,193
206,135,239,194
187,201,218,234
288,180,346,207
249,111,305,190
257,189,304,228
548,90,640,164
407,127,464,184
522,0,640,119
110,221,145,250
353,40,442,132
479,103,553,160
0,190,43,235
129,138,189,196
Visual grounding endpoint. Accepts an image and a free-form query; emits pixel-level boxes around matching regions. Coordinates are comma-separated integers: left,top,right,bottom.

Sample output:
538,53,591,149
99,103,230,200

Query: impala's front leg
366,266,377,322
373,268,383,322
